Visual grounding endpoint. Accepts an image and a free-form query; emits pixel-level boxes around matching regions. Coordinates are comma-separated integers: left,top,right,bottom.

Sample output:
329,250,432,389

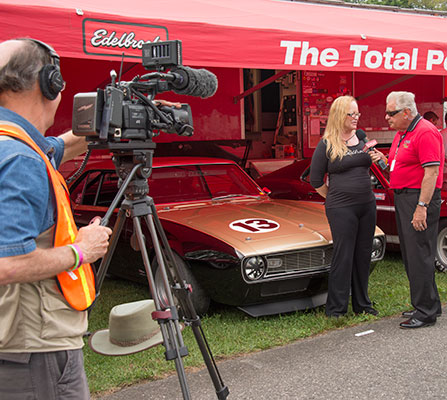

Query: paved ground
96,309,446,400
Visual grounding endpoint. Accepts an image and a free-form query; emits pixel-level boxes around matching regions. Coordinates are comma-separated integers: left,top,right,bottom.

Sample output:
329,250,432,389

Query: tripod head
94,141,156,226
110,145,155,202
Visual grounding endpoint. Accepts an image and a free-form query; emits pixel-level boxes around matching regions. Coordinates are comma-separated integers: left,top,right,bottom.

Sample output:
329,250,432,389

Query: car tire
153,253,211,316
435,220,447,273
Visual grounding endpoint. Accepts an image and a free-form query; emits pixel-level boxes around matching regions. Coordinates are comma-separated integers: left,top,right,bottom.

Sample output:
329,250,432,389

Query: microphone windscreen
170,66,218,98
356,129,367,140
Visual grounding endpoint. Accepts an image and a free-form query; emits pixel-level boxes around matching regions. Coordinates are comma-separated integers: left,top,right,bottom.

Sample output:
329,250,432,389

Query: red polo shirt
388,115,444,189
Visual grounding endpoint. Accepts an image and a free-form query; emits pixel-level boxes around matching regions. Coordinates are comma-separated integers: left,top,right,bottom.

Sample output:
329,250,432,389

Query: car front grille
264,246,333,278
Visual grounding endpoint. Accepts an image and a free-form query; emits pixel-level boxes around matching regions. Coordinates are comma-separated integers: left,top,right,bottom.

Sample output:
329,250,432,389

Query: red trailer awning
1,0,447,75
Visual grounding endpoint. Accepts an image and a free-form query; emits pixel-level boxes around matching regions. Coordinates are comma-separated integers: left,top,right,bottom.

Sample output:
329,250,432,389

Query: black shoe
402,310,442,318
399,318,436,329
356,307,379,316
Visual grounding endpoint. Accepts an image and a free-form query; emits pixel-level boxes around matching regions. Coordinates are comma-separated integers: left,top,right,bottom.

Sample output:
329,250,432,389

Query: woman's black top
310,130,375,209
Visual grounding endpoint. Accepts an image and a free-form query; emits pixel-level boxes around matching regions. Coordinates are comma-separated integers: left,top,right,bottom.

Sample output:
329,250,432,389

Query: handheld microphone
167,66,218,99
362,139,377,152
363,139,387,170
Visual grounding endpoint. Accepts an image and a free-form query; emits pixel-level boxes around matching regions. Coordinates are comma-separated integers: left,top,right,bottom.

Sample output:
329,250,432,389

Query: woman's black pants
325,200,376,316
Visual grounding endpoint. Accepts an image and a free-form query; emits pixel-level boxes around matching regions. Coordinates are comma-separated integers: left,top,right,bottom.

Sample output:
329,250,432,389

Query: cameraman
0,38,112,399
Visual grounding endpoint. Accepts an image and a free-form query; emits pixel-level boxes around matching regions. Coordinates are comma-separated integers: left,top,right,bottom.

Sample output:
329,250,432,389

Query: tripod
93,145,229,400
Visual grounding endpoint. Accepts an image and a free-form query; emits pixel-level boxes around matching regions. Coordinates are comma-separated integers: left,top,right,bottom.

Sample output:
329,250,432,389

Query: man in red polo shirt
371,91,443,329
441,112,447,191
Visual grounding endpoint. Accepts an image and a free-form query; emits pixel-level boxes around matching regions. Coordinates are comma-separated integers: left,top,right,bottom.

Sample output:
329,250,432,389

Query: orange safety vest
0,124,96,311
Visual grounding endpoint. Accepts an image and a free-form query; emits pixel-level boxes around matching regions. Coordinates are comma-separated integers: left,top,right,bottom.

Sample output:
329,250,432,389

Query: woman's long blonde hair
323,95,357,162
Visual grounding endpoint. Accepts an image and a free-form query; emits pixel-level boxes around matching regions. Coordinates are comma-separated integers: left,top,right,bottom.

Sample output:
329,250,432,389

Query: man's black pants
325,200,376,316
394,189,442,322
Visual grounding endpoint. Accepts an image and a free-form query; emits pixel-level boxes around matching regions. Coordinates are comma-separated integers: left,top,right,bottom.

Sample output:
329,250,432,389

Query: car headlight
371,237,384,260
242,256,267,281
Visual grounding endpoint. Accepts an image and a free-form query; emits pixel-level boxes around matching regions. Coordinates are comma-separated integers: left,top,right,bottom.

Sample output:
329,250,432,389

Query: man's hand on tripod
74,218,112,264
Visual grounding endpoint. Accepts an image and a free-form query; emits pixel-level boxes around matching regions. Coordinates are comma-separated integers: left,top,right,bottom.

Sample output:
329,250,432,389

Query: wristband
67,244,83,272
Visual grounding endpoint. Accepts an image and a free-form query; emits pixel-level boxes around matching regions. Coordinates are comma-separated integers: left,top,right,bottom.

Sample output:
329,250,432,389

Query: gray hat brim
88,328,164,356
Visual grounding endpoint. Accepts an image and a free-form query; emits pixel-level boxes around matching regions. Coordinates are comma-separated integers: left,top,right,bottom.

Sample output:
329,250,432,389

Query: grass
85,253,447,396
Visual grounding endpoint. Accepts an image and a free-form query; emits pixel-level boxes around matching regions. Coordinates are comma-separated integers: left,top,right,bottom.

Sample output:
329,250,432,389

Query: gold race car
68,157,385,317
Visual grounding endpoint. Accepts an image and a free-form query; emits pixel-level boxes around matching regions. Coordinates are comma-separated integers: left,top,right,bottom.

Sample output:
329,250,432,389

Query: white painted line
355,329,374,337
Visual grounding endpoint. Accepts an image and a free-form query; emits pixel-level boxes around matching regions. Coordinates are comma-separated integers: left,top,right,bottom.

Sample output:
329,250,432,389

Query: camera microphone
168,66,218,99
363,139,387,170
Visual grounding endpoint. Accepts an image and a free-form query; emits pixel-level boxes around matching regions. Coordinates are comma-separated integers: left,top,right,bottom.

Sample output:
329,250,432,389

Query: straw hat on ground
89,299,164,356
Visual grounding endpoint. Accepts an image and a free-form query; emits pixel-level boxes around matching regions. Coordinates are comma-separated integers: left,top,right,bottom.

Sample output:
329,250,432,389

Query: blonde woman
310,95,377,318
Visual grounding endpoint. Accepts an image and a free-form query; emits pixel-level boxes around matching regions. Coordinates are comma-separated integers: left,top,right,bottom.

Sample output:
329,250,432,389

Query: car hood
157,198,334,256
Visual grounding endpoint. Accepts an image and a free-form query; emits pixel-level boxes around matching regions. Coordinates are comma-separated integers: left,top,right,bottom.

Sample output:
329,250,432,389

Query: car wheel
153,253,211,315
435,220,447,272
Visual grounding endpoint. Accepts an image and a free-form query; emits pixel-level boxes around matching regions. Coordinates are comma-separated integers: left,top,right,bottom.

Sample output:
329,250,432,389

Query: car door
69,169,148,282
370,164,397,246
300,166,325,202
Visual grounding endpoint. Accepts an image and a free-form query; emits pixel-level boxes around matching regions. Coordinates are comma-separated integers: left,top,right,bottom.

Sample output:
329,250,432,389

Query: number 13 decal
230,218,280,233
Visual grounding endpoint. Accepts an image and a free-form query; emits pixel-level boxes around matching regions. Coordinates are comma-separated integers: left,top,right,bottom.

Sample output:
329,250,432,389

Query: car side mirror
262,187,272,196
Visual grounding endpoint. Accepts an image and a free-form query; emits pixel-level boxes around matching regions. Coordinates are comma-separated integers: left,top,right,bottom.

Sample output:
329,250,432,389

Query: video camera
71,40,218,148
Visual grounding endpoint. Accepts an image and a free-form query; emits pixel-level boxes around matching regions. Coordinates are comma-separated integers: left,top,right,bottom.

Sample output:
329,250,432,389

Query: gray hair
0,39,50,95
386,91,418,117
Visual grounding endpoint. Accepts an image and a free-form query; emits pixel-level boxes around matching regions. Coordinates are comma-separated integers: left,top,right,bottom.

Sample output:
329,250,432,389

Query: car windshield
302,166,390,187
149,163,262,204
70,163,263,207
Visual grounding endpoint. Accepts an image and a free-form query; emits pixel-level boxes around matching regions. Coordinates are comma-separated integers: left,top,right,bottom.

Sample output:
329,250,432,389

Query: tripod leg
132,215,191,400
143,215,187,344
147,203,229,400
133,214,187,346
145,205,197,315
96,207,127,293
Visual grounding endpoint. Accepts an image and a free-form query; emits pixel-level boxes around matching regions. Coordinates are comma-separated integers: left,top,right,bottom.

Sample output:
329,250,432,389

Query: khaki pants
0,349,89,399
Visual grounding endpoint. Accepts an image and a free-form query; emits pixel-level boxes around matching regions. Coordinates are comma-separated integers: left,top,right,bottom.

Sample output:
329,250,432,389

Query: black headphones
27,38,65,100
